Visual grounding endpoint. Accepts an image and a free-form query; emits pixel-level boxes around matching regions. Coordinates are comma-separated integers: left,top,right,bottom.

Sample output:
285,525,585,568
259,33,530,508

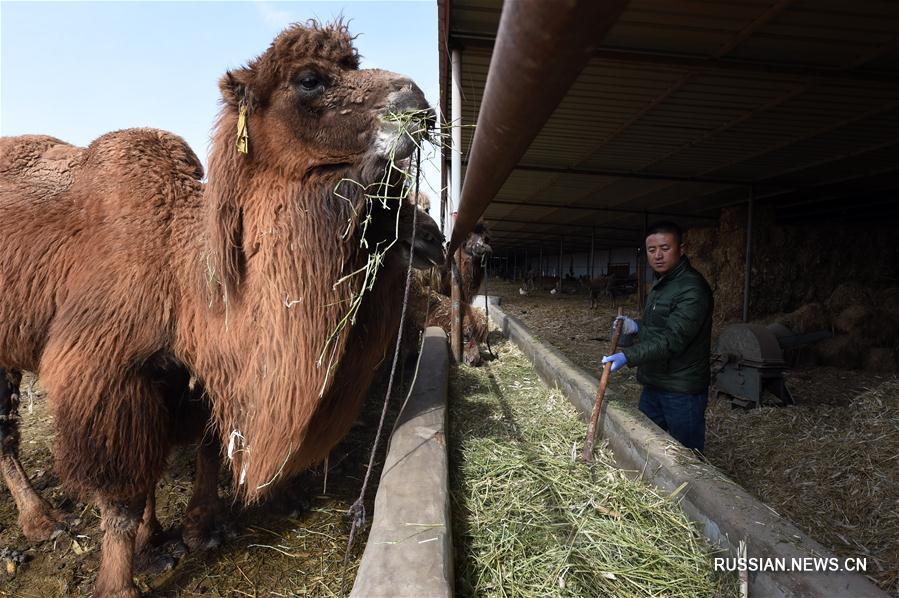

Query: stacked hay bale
683,206,746,326
821,284,898,372
775,284,899,373
685,206,899,372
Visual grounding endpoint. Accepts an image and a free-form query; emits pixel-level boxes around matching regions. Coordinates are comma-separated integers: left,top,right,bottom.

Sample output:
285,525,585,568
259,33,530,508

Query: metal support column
558,238,563,287
450,47,463,362
742,188,754,323
590,226,596,279
638,211,648,311
447,0,628,254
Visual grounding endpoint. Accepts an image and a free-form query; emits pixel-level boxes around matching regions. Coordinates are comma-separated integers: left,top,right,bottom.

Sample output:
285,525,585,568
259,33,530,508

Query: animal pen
430,0,897,596
2,1,898,597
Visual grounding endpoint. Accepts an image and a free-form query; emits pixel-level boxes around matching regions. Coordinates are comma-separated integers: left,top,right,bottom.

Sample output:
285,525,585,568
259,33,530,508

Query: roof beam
713,0,794,58
484,216,641,232
486,162,759,187
489,228,637,242
451,32,899,85
488,200,717,220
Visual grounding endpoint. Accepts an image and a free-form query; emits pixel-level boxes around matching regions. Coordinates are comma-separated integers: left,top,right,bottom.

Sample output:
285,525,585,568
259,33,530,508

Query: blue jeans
639,386,708,452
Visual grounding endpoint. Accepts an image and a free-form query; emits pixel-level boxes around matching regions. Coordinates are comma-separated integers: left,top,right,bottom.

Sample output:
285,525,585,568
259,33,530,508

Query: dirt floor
0,368,410,597
485,279,897,593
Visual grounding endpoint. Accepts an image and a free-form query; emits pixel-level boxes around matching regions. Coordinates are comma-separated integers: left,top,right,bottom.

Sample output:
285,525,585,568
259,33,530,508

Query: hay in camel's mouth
316,108,441,388
375,107,435,160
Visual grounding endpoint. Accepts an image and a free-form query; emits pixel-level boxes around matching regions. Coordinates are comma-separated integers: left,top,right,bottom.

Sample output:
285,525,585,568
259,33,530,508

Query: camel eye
295,72,325,96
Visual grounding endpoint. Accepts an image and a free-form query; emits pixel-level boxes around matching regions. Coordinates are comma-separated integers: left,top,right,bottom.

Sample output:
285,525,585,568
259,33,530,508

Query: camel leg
132,487,181,575
0,368,64,541
182,433,224,551
134,489,163,553
95,495,143,598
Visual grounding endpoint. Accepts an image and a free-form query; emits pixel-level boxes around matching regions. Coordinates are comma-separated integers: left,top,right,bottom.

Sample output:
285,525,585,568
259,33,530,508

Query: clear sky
1,0,443,215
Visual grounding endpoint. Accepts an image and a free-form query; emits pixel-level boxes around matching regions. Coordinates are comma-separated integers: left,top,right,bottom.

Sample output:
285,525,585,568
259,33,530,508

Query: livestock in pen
0,21,442,597
403,222,493,366
441,220,492,303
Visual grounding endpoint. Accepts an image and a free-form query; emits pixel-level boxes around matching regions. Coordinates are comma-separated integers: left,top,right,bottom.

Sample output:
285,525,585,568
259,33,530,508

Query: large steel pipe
448,0,629,255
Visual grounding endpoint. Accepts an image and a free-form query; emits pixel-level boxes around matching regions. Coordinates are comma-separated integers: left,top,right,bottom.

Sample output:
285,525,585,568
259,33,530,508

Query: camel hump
87,128,205,181
0,135,84,196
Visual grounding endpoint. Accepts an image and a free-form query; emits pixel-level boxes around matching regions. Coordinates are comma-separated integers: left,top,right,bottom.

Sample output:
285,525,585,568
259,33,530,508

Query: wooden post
451,248,463,362
590,226,595,279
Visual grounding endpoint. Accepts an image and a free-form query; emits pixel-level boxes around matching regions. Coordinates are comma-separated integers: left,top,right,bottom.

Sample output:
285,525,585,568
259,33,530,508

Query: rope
339,150,422,597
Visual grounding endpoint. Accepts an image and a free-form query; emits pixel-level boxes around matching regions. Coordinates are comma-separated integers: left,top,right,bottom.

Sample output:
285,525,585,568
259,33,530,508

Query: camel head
464,220,493,260
218,20,432,174
206,21,440,300
396,207,445,269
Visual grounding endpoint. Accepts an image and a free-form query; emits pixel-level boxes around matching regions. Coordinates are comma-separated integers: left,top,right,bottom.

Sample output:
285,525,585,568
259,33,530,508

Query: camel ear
220,68,256,108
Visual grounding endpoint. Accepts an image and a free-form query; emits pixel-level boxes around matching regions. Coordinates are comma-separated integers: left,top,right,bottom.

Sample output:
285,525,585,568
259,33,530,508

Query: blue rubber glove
601,352,628,372
611,315,639,336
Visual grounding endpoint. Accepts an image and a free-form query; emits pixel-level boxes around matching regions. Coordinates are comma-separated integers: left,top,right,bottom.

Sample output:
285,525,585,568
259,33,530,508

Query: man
601,221,713,452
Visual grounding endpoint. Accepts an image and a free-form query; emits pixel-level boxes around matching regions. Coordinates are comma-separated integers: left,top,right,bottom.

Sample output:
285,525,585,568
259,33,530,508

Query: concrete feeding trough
486,303,885,598
351,327,453,598
351,305,884,597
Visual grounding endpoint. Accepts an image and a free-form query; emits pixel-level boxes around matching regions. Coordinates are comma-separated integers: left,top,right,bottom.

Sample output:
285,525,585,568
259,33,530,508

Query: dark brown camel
403,222,493,366
0,21,441,597
441,220,492,303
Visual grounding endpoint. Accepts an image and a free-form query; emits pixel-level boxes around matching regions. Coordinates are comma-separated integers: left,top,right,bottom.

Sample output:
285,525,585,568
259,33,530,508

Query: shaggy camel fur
0,135,218,558
404,279,488,366
440,220,492,302
0,21,440,597
404,222,493,367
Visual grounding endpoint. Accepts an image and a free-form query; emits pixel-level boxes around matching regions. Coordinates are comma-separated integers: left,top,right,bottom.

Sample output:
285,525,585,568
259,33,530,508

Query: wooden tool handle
582,306,624,463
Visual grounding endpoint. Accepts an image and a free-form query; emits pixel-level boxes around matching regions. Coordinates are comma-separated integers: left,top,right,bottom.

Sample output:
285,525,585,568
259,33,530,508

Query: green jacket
621,257,713,394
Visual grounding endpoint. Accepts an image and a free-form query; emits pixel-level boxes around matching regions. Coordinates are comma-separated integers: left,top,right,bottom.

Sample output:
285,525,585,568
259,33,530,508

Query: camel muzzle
374,81,434,161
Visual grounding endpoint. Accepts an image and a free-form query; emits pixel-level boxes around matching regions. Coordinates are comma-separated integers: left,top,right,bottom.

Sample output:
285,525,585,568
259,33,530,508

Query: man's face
645,232,684,275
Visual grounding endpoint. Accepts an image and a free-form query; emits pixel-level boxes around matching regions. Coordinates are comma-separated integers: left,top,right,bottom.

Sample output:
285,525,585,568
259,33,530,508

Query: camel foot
19,508,66,543
182,507,233,552
133,537,185,576
92,584,141,598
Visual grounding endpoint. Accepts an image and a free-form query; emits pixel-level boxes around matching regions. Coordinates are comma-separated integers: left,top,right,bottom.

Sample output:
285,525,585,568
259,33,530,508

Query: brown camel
403,278,489,366
0,21,441,597
440,220,492,302
403,222,493,365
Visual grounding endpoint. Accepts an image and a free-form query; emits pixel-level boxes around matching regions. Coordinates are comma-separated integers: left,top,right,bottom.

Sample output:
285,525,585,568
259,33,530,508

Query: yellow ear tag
236,104,249,155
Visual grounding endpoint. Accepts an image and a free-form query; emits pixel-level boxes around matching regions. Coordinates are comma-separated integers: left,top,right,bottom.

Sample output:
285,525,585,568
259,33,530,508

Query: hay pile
450,340,733,597
706,377,899,593
685,206,899,333
760,284,899,373
779,284,899,372
774,302,829,335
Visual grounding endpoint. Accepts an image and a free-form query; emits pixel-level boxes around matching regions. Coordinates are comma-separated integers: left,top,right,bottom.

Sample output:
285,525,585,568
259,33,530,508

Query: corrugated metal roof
440,0,899,252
